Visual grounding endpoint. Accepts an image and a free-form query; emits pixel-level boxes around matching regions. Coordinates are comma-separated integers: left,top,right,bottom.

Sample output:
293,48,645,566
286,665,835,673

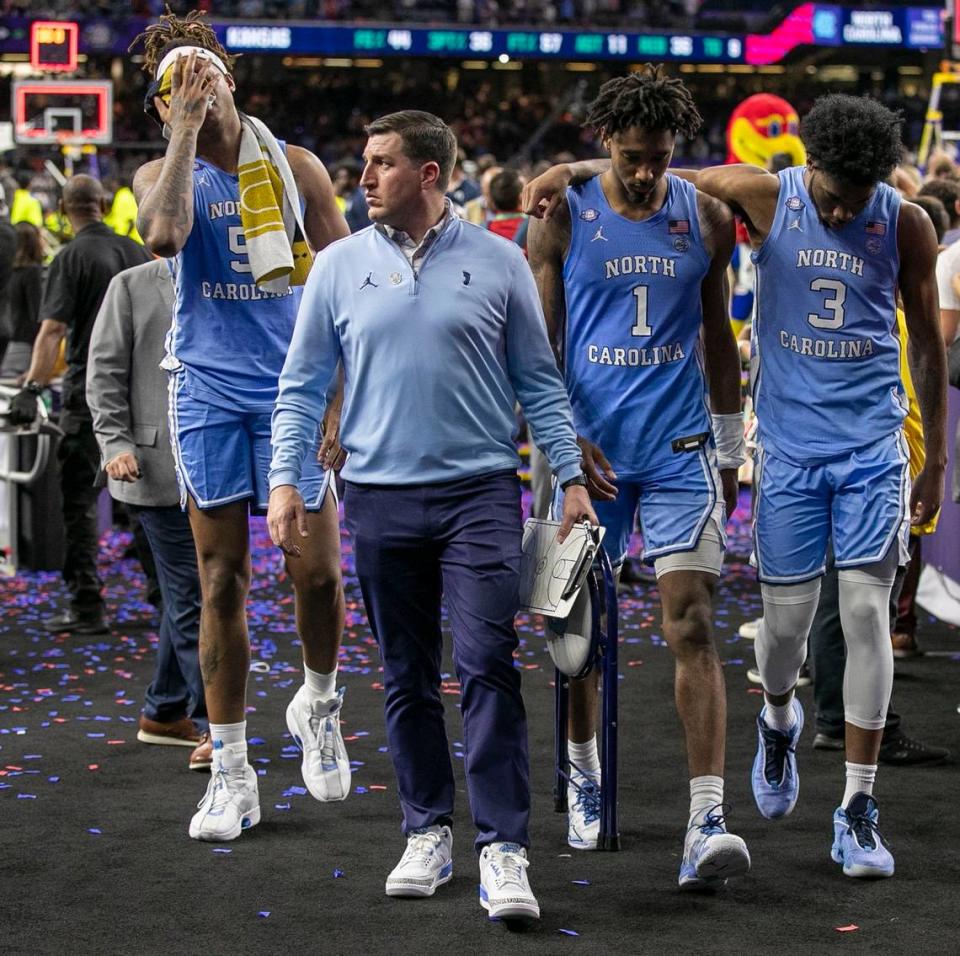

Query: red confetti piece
107,740,125,745
88,764,99,771
835,925,859,933
368,785,387,791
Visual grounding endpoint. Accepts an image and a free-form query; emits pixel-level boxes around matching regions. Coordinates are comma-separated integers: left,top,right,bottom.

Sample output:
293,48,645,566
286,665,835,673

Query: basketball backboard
12,80,113,146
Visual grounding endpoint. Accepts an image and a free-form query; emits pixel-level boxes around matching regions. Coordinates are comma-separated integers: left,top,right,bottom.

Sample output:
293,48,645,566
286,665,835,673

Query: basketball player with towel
131,10,351,842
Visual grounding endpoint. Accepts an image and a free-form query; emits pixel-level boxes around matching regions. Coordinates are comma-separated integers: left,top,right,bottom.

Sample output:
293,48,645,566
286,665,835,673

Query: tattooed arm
133,52,218,257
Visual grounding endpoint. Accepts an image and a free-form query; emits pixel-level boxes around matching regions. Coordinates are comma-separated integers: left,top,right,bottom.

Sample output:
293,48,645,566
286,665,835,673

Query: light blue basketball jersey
751,166,905,465
166,154,302,411
562,174,712,475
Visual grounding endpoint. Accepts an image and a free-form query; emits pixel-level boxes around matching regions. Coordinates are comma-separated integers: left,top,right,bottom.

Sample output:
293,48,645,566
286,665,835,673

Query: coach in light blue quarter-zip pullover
269,111,596,924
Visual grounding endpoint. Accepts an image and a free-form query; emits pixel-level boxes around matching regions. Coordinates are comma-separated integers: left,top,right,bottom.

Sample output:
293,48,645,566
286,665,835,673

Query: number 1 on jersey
631,285,652,336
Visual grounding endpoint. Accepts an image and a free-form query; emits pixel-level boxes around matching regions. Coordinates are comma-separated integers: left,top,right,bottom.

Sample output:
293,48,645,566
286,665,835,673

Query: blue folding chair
551,545,620,850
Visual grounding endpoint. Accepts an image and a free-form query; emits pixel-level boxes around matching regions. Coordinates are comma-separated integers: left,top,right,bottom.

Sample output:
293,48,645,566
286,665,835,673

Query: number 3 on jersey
227,225,252,274
807,277,845,330
631,285,652,336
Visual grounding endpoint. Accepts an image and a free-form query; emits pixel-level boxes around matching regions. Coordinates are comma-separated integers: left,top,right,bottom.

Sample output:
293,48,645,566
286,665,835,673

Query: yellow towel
237,114,313,291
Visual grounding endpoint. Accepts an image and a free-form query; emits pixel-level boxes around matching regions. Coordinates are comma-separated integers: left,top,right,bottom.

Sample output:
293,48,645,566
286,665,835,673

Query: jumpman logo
788,218,803,232
462,271,471,286
359,272,378,290
591,227,607,242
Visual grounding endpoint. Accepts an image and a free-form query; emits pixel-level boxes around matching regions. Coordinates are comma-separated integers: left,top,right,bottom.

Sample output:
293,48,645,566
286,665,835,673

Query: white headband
155,45,228,81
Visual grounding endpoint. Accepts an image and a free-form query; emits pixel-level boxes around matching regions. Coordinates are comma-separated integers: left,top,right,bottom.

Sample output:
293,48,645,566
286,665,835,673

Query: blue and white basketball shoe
188,742,260,842
679,805,751,891
567,772,601,850
831,792,895,879
478,843,540,921
286,685,351,802
751,698,804,819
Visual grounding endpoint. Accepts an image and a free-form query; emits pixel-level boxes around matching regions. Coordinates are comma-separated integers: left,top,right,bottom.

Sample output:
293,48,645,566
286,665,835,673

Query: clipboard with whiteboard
518,519,605,619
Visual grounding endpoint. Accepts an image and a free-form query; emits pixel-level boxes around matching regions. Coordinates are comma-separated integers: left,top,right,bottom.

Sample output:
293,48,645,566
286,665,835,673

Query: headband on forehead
155,45,228,81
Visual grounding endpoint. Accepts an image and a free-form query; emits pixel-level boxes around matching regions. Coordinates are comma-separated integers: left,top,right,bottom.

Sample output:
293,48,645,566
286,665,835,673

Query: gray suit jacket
87,259,179,507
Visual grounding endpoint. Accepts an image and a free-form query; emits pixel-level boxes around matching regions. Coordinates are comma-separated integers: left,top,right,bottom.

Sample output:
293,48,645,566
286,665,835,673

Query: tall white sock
689,775,725,827
209,720,247,769
763,696,798,732
843,762,877,807
568,736,600,779
304,664,337,701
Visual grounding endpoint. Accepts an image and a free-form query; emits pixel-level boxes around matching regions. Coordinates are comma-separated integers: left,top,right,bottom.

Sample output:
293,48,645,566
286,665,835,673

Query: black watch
561,473,588,491
24,381,44,395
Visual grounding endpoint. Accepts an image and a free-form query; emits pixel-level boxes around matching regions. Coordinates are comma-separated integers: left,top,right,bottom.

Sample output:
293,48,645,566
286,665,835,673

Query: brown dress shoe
189,732,213,772
891,632,923,659
137,715,202,747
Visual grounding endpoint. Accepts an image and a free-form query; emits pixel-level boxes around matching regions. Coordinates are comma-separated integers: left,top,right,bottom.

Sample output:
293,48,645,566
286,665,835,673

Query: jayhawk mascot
726,93,805,168
727,95,806,337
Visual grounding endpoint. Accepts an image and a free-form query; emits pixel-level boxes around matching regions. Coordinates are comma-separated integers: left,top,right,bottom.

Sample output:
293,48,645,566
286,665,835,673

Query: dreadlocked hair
801,94,902,186
129,7,237,76
584,65,702,140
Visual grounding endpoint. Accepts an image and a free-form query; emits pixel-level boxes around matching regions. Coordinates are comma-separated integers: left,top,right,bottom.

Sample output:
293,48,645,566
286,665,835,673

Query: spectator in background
0,222,44,379
918,179,960,247
0,184,17,369
464,164,502,225
6,175,151,635
103,174,144,244
87,260,210,770
912,195,949,249
333,162,370,233
445,151,481,207
487,168,529,251
10,170,43,228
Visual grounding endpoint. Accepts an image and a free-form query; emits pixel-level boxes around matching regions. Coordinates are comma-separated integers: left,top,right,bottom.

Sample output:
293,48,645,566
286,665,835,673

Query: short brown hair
365,111,458,191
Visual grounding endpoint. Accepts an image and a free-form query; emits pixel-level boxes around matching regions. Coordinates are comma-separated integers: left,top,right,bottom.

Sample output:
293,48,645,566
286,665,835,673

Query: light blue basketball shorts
752,430,910,585
553,442,725,567
169,371,332,512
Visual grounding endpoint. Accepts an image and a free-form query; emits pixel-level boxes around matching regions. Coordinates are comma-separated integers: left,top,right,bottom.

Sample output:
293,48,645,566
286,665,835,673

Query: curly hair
584,65,702,140
129,8,236,76
800,94,902,186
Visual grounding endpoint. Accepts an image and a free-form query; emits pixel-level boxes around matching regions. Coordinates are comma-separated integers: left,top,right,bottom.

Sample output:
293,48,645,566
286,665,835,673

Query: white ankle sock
209,720,247,769
304,664,337,701
689,775,724,827
842,762,876,807
763,697,797,732
568,736,600,779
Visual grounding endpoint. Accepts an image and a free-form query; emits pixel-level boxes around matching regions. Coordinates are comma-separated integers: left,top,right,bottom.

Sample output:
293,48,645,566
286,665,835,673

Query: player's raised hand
577,436,618,501
521,163,575,219
155,52,217,133
267,484,309,557
910,462,944,527
557,484,598,543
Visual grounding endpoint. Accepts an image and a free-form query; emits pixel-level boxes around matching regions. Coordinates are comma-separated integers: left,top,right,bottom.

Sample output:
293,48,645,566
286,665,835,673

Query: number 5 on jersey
227,225,252,274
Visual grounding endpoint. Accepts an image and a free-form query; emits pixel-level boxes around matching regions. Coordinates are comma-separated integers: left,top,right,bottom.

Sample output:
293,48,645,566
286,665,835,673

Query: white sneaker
188,743,260,842
385,825,454,897
286,685,351,802
567,772,601,850
739,618,761,640
478,842,540,921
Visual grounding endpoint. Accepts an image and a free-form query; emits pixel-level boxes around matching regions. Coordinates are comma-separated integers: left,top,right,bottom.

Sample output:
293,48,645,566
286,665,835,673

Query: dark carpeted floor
2,493,959,956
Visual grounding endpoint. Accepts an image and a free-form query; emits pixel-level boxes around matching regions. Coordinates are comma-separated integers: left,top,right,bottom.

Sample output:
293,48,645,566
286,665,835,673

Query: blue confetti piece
88,828,101,835
17,793,36,799
354,786,368,794
275,803,291,810
333,868,344,878
558,929,579,936
258,911,270,918
48,776,59,783
213,848,232,854
571,880,590,886
248,737,266,745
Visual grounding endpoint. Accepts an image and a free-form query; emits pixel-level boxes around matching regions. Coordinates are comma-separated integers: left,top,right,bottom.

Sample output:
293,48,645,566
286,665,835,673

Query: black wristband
561,473,588,491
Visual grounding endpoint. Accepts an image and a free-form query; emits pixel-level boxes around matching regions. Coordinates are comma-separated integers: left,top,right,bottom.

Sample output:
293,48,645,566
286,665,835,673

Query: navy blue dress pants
344,470,530,851
131,504,206,729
